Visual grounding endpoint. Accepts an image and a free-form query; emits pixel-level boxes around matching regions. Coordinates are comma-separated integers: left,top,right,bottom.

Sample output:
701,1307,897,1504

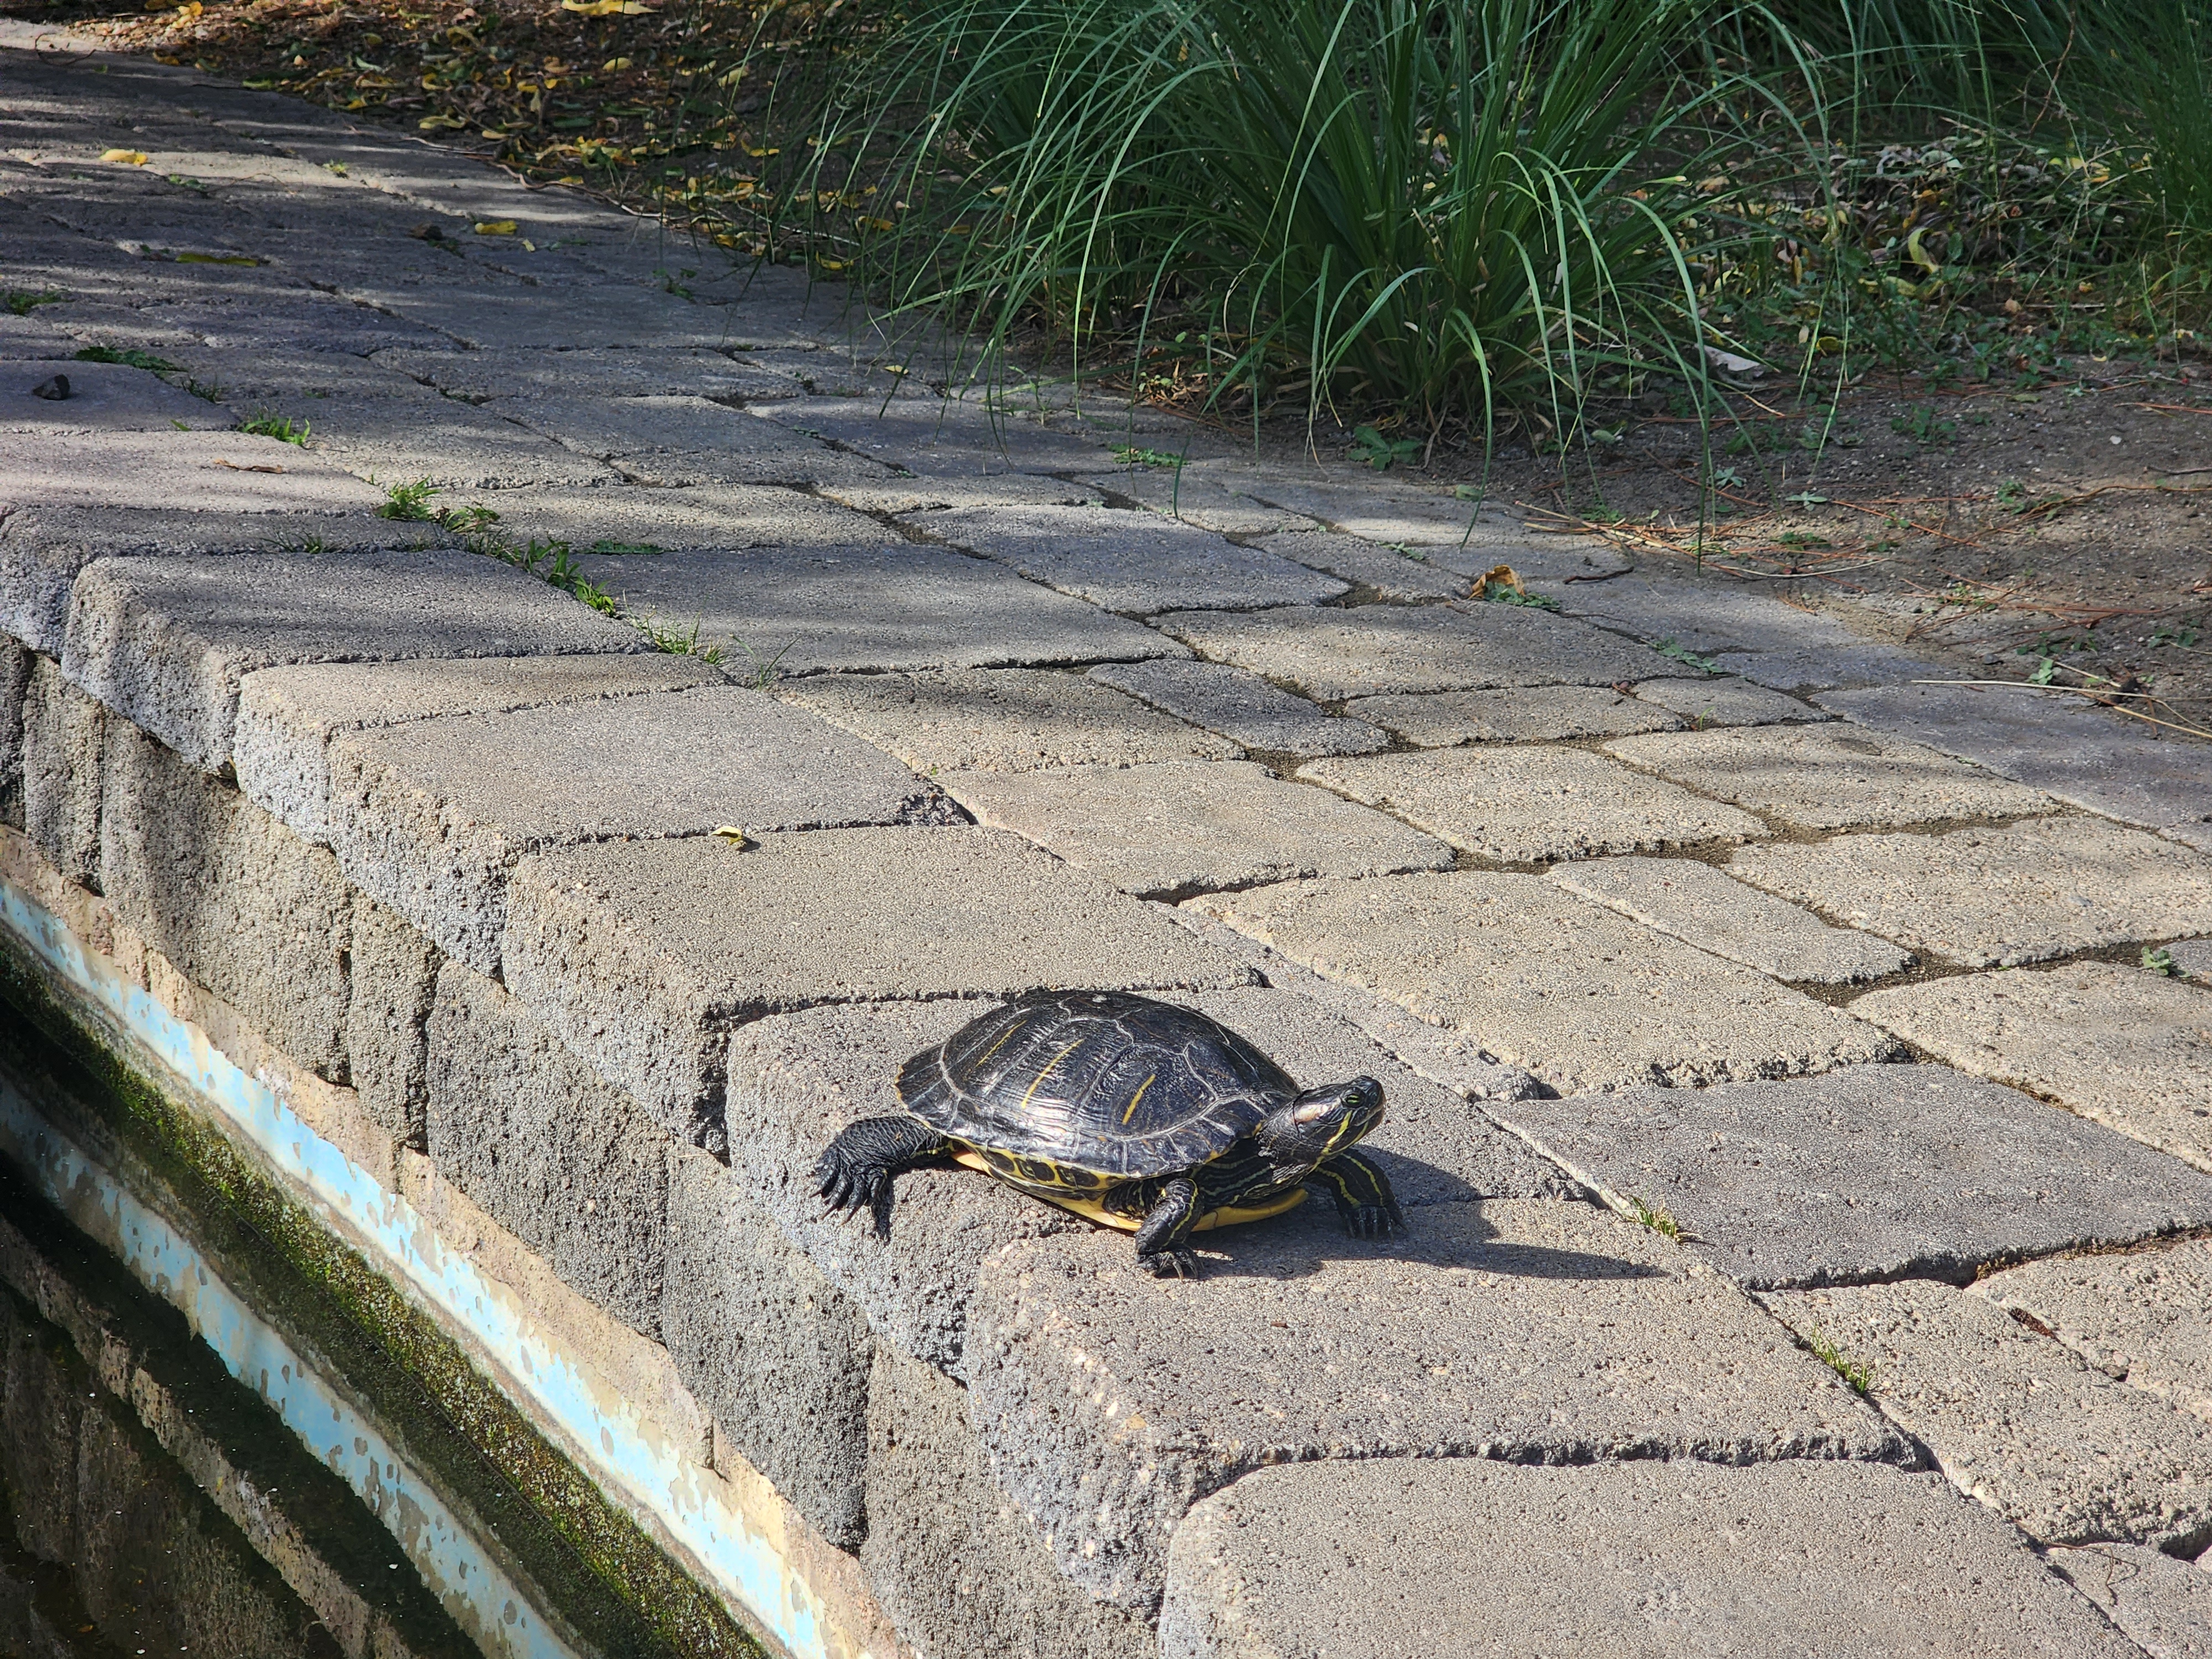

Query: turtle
812,989,1402,1277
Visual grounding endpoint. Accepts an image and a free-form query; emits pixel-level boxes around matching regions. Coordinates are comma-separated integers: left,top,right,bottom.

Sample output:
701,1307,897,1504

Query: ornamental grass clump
804,0,1811,439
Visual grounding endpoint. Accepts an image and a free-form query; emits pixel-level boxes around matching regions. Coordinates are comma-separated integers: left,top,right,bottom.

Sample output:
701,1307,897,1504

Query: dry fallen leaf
473,219,518,236
211,459,285,474
101,148,150,165
1474,563,1525,599
560,0,654,14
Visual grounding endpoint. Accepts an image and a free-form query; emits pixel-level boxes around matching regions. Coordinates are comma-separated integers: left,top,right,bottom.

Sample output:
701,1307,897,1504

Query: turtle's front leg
1133,1176,1201,1279
1310,1150,1405,1238
815,1115,947,1238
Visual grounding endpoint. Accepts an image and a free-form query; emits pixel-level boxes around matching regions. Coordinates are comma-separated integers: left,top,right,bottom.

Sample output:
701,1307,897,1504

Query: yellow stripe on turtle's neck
948,1149,1307,1232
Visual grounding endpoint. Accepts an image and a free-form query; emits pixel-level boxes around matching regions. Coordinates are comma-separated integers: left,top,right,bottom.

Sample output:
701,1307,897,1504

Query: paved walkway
7,27,2212,1659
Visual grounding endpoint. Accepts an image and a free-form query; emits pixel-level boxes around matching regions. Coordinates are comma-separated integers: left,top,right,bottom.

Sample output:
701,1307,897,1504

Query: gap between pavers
723,985,1569,1383
326,684,945,977
1345,684,1682,745
1761,1279,2212,1554
1154,602,1675,700
1159,1459,2144,1659
1975,1238,2212,1425
969,1196,1911,1611
2044,1543,2212,1659
1853,962,2212,1175
59,551,648,773
1729,816,2212,967
1252,529,1473,602
1496,1065,2212,1288
1628,675,1829,727
1086,659,1386,757
499,827,1254,1155
1603,723,2056,831
1192,870,1903,1094
949,759,1454,899
779,668,1242,774
1548,855,1912,984
1302,745,1768,865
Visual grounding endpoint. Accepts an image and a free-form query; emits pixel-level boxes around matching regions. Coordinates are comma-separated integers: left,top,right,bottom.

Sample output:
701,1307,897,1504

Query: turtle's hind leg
815,1115,947,1238
1310,1151,1405,1238
1133,1176,1201,1279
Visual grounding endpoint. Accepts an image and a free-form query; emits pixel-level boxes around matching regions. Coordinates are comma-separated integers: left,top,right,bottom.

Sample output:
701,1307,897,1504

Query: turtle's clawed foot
1138,1247,1201,1280
813,1145,885,1216
1339,1202,1404,1240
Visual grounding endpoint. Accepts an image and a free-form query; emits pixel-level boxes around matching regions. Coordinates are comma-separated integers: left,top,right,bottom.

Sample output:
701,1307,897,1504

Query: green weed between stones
74,344,181,374
241,410,311,446
1622,1194,1684,1243
4,289,65,316
375,477,442,521
1804,1328,1876,1396
2143,946,2182,976
1652,637,1722,675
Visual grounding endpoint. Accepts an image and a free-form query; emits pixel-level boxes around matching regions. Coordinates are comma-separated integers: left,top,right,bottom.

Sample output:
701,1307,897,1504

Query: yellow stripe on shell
1120,1071,1157,1126
949,1149,1307,1232
1018,1038,1084,1113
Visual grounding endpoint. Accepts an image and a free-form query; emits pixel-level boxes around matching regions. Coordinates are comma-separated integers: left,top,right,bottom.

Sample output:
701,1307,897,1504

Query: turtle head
1255,1076,1385,1183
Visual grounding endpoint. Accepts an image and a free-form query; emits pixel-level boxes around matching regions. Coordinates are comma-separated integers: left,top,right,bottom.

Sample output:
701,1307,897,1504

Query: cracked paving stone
1300,747,1767,864
1254,529,1472,602
1629,676,1828,727
779,668,1241,775
1853,962,2212,1174
1976,1238,2212,1425
1193,870,1901,1094
1085,659,1386,756
949,759,1454,898
2047,1542,2212,1658
1345,685,1682,745
1762,1279,2212,1553
1603,723,2054,832
1729,816,2212,967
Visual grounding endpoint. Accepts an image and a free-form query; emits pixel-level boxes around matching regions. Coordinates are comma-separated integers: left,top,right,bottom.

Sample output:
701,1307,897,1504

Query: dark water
0,1021,588,1659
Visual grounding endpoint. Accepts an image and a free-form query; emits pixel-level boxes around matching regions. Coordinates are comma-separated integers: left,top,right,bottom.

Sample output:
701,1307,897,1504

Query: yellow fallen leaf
1473,564,1525,599
603,55,632,70
473,220,518,235
561,0,653,14
102,149,149,165
712,826,753,848
419,114,466,131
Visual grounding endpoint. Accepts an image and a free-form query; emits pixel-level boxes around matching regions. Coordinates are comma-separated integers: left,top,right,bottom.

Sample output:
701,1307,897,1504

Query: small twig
1907,680,2212,742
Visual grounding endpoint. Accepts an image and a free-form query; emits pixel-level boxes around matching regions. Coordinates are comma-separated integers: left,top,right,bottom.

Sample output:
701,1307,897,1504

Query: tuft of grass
376,478,442,521
1804,1327,1875,1395
4,289,65,316
1110,444,1185,468
241,411,311,446
1622,1194,1683,1242
1652,636,1722,675
587,539,664,556
731,636,795,688
74,345,182,374
640,616,728,665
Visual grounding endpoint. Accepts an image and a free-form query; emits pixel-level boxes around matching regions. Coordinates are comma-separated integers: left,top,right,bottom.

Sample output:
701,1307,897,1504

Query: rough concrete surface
1823,681,2212,851
501,827,1250,1150
232,652,720,846
1195,870,1903,1094
1764,1279,2212,1552
1085,660,1387,756
968,1197,1910,1609
1301,747,1768,863
1548,855,1913,983
1604,723,2054,830
0,427,387,513
780,668,1241,775
1252,529,1472,602
1,359,232,432
344,890,441,1146
1161,1459,2142,1659
2047,1543,2212,1659
919,505,1347,613
1629,675,1828,726
19,655,105,889
1344,685,1682,745
950,760,1455,898
1976,1238,2212,1424
1500,1066,2212,1288
2170,937,2212,983
326,684,937,973
1853,962,2212,1174
59,551,646,771
1730,815,2212,966
1154,603,1673,700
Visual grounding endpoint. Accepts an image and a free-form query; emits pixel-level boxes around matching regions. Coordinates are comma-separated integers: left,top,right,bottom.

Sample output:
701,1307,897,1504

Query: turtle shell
897,990,1296,1181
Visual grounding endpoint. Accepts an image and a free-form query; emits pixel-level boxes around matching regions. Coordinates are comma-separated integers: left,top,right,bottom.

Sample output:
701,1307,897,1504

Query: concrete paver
1823,681,2212,852
503,545,1180,676
60,551,646,773
1763,1279,2212,1552
950,759,1454,898
1345,685,1682,745
1976,1238,2212,1424
1161,1459,2142,1659
328,684,940,974
1251,529,1473,601
1078,467,1313,537
1629,675,1828,727
918,505,1346,613
450,485,903,557
1301,747,1768,863
500,827,1250,1149
1548,855,1913,983
2169,937,2212,983
1604,723,2054,831
1501,1066,2212,1288
1854,963,2212,1173
0,427,387,514
1085,659,1387,755
969,1196,1908,1609
233,654,719,846
296,393,618,489
1195,871,1901,1093
780,667,1241,774
2,358,232,432
1729,816,2212,966
2046,1543,2212,1658
1154,602,1674,700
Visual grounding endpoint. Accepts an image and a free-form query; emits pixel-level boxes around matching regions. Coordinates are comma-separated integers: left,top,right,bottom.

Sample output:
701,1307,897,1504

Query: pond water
0,1022,627,1659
